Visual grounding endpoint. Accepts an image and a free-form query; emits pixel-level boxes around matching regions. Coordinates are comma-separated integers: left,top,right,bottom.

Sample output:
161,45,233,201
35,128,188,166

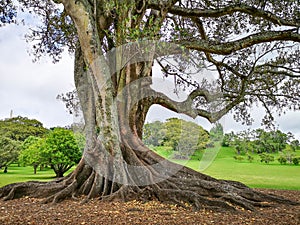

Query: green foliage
254,129,288,153
223,129,296,157
247,155,254,163
162,118,209,159
0,136,21,172
292,157,299,165
43,128,82,177
221,132,235,147
0,116,47,141
259,153,275,164
74,132,85,153
143,118,209,159
290,140,300,151
209,123,224,142
233,155,244,162
18,128,82,177
19,136,45,174
277,149,300,166
277,156,287,165
143,121,165,147
230,130,252,155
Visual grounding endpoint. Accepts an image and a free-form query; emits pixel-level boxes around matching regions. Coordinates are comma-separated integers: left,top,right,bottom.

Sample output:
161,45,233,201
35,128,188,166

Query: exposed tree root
1,158,298,212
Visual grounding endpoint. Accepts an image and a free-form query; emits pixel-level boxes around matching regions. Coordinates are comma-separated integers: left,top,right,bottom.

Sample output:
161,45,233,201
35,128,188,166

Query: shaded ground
0,189,299,224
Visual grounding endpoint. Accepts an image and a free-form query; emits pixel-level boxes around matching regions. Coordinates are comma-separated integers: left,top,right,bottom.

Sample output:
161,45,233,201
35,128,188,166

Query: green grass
0,164,73,187
154,145,300,190
203,146,300,190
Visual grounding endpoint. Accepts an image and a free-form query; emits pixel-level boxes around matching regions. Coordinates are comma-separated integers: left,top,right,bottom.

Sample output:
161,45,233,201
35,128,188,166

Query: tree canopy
19,128,82,177
0,136,20,172
0,116,48,141
19,136,44,174
42,128,82,177
1,0,300,211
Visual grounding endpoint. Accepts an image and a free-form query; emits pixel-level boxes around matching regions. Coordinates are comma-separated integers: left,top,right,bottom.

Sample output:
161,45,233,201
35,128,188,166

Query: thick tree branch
148,2,300,27
179,29,299,55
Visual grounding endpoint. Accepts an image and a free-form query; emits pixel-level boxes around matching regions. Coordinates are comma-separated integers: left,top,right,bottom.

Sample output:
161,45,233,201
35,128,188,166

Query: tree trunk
33,164,37,175
0,46,298,212
0,1,299,212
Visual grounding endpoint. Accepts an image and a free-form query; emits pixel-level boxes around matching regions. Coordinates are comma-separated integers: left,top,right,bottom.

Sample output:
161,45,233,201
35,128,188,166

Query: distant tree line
222,129,300,165
0,116,84,177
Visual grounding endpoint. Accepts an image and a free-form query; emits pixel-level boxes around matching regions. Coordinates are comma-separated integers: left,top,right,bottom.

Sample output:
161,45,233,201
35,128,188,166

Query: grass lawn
0,164,73,187
203,146,300,190
153,145,300,190
1,146,299,190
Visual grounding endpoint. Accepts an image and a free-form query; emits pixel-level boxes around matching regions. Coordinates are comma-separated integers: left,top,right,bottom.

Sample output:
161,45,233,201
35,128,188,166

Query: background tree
254,129,288,153
221,131,236,147
0,116,47,142
290,140,300,151
19,136,44,174
1,0,300,210
42,128,82,178
163,118,209,158
143,121,165,147
209,123,224,142
0,136,20,173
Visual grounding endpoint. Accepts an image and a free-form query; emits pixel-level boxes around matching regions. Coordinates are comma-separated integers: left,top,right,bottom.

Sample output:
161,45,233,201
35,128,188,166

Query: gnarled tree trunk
1,0,299,212
0,44,298,212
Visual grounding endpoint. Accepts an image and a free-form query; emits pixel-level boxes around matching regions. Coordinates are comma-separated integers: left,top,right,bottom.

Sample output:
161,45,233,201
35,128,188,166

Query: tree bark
0,45,298,211
1,0,299,211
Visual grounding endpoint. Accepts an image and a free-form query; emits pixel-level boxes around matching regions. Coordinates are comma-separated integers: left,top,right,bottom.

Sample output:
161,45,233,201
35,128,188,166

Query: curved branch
144,85,244,123
179,29,299,55
148,2,299,27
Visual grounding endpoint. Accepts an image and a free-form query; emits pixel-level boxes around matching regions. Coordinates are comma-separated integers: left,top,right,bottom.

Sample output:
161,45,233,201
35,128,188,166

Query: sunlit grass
0,164,74,187
153,145,300,190
1,147,299,190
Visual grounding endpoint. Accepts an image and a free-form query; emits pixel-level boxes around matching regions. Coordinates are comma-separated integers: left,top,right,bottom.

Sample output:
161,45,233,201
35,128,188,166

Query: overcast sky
1,22,300,139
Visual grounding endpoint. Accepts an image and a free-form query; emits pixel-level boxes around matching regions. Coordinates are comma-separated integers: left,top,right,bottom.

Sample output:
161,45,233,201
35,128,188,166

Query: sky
1,22,300,139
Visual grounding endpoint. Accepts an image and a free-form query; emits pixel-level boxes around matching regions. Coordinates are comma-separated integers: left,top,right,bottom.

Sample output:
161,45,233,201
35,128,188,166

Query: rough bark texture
1,44,297,211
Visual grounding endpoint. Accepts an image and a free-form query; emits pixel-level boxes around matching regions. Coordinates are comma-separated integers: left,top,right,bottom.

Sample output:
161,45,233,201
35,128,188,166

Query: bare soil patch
1,189,299,224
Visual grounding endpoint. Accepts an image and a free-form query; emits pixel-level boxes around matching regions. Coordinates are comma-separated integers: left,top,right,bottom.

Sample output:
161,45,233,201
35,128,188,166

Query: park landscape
1,0,300,224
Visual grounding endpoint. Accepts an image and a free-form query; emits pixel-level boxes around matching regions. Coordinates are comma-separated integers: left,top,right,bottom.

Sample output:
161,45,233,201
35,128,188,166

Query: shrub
259,153,274,164
292,157,299,165
234,155,244,162
278,156,287,165
247,155,254,163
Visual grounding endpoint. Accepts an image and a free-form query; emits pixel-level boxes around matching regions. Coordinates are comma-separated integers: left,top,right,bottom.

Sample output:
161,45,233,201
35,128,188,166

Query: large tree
1,0,300,211
0,116,48,141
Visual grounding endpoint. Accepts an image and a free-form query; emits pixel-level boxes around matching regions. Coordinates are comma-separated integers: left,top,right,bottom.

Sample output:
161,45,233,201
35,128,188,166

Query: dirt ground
0,189,299,225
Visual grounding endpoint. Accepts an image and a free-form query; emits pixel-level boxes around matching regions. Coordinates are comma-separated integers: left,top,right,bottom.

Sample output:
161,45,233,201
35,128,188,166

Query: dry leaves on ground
0,189,299,224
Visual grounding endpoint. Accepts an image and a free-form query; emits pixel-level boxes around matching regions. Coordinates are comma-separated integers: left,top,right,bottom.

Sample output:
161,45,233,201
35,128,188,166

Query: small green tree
290,140,300,151
19,136,44,174
292,157,299,165
143,121,165,147
259,153,275,164
0,136,21,173
163,118,209,159
221,132,236,147
209,123,224,142
43,128,82,177
254,129,288,153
